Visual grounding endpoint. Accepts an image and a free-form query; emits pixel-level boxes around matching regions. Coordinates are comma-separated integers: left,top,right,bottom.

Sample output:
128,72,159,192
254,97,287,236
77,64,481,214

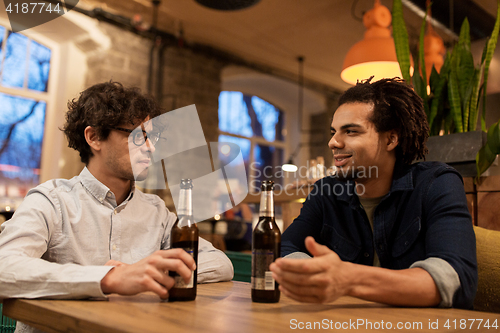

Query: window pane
252,144,284,189
251,96,284,142
218,134,250,165
28,40,51,92
218,91,253,137
0,93,46,188
218,91,284,142
0,26,5,78
2,32,28,88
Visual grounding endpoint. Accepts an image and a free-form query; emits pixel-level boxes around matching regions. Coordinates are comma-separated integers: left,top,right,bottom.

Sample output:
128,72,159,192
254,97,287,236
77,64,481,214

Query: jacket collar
336,162,414,206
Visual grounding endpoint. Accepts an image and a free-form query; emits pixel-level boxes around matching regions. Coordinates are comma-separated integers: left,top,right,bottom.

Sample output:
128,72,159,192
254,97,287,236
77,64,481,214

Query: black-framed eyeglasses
109,126,161,146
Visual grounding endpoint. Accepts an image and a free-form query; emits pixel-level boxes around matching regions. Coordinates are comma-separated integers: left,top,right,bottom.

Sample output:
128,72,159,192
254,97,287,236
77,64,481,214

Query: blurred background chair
0,303,16,332
473,226,500,313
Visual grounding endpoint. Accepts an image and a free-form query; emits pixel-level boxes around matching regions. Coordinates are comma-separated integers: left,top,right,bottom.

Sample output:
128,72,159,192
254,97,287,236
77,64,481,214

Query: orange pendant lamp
423,0,446,82
341,0,403,85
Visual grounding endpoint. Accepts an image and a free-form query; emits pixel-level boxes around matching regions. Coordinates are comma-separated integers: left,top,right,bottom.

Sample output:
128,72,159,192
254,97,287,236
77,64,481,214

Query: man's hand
100,249,196,299
270,236,353,303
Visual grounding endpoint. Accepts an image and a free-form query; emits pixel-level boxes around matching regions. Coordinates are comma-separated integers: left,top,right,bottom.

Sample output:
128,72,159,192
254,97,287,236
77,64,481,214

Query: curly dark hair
338,77,429,165
62,81,163,164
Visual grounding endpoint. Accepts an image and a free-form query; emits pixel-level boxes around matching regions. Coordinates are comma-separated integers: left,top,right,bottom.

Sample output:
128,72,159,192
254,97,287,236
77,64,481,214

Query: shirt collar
79,167,135,206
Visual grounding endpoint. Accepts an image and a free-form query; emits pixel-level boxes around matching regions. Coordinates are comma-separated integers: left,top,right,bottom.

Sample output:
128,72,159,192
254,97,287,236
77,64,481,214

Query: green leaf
444,107,454,134
481,1,500,131
412,61,430,119
429,55,450,131
476,120,500,179
487,121,500,154
448,66,463,132
392,0,412,83
476,143,496,178
468,65,484,132
455,19,475,130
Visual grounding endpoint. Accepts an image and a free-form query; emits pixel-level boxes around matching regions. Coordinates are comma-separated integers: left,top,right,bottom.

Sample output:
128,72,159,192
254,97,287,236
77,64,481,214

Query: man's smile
334,154,352,167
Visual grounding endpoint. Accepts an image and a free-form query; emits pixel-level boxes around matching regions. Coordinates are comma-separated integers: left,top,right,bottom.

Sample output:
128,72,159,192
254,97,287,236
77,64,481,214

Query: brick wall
85,24,152,91
161,47,225,143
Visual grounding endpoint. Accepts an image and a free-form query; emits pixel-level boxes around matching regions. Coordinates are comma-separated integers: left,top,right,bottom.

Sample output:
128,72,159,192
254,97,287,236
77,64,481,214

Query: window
0,25,51,201
218,91,285,191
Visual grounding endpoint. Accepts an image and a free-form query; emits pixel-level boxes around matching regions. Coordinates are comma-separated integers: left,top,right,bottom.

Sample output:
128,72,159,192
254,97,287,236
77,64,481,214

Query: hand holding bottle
100,248,196,299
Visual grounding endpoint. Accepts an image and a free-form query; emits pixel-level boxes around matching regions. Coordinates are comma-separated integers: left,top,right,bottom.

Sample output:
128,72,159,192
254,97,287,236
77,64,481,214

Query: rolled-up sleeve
422,170,477,309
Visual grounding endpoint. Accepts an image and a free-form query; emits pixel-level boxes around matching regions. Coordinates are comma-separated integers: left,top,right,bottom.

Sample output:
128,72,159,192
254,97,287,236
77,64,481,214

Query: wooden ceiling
79,0,497,92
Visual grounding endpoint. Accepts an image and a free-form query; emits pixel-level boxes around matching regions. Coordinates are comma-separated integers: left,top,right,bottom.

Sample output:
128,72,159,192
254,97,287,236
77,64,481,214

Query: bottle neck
259,190,274,218
177,188,193,217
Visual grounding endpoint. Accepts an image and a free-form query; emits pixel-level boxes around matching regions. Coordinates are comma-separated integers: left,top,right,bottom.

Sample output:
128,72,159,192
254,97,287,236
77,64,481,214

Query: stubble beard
335,165,360,181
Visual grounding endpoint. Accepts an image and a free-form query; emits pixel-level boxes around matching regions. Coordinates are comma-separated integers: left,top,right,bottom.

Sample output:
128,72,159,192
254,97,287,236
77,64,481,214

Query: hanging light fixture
423,0,446,82
282,56,304,173
341,0,403,85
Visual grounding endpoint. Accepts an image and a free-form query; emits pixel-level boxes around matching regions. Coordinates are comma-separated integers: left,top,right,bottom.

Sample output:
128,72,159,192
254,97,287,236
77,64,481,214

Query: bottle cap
180,179,193,190
260,180,274,191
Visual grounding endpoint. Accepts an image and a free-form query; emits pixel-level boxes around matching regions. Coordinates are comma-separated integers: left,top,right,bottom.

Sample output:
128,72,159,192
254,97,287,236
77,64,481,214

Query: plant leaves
448,60,463,133
476,121,500,179
476,143,496,178
468,65,484,132
481,1,500,131
487,121,500,154
429,55,450,132
392,0,412,83
455,19,475,130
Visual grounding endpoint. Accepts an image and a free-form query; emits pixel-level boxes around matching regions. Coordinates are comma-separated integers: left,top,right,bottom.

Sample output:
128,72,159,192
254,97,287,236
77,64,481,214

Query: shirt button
364,252,370,257
114,210,117,215
112,244,117,250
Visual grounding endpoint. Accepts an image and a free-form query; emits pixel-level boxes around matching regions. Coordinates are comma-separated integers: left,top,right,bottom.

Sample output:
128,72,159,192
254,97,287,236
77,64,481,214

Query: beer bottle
251,180,281,303
169,179,198,301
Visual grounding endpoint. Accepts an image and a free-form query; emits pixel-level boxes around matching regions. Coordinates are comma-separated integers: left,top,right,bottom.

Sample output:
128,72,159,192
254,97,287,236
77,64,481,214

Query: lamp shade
341,0,404,85
282,157,298,172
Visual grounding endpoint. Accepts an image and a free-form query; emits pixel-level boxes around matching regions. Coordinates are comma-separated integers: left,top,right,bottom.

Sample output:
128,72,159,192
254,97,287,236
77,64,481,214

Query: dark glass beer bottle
251,180,281,303
169,179,199,301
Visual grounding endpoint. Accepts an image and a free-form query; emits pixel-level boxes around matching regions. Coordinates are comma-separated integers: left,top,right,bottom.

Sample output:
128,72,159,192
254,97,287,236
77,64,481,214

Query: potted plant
392,0,500,177
476,120,500,178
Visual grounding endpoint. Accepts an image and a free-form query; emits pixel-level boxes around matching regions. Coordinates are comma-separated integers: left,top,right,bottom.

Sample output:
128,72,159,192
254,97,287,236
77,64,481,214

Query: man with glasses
0,82,233,316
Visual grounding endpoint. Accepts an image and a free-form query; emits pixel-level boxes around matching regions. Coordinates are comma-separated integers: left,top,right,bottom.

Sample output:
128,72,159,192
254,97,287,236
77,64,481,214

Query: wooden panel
462,177,475,193
476,175,500,192
477,192,500,231
466,193,477,226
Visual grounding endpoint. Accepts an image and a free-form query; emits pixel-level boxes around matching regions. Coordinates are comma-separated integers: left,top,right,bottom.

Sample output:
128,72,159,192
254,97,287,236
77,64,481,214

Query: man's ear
386,131,399,152
84,126,101,152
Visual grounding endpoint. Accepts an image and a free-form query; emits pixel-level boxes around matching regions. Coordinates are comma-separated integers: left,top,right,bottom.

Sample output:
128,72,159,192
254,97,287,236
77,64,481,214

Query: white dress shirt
0,167,233,302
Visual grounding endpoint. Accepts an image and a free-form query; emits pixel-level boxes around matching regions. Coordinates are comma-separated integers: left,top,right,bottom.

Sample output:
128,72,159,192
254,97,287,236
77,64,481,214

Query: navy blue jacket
282,162,477,309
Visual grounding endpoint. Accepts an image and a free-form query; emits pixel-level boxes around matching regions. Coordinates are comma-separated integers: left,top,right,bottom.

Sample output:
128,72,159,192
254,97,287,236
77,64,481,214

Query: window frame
0,22,58,192
218,91,287,193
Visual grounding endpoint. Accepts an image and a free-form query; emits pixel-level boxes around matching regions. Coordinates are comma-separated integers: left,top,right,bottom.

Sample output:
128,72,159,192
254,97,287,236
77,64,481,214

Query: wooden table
4,281,500,333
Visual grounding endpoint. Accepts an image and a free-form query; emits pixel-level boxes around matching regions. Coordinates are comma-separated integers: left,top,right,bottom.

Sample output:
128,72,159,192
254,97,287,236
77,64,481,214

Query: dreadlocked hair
338,77,429,165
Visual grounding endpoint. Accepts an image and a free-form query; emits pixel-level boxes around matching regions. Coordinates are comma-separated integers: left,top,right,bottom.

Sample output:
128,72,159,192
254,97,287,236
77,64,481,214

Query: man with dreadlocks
270,78,477,309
